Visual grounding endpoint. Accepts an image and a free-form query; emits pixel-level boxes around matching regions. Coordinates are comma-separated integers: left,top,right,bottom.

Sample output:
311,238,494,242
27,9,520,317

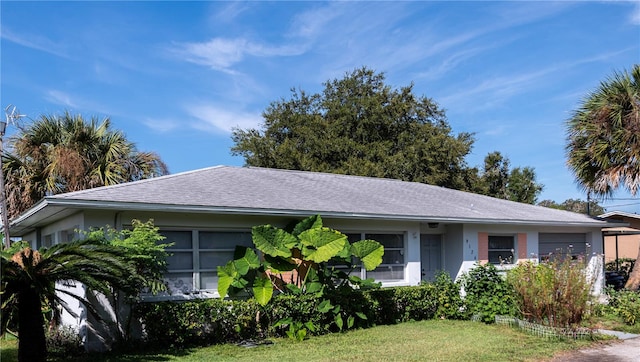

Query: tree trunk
18,287,47,362
624,243,640,290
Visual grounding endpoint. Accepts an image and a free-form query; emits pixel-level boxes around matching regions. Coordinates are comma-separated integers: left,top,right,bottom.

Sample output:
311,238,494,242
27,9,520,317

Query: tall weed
507,257,593,328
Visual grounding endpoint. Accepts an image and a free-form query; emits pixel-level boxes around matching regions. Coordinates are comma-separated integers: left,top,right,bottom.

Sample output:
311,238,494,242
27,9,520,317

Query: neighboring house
600,211,640,265
8,165,612,349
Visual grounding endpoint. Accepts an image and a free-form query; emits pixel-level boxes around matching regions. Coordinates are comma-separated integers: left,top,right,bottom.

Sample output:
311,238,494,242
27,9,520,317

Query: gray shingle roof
42,165,606,226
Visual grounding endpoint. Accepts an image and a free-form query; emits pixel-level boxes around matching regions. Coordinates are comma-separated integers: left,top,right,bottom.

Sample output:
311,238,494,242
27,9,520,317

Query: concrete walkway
551,330,640,362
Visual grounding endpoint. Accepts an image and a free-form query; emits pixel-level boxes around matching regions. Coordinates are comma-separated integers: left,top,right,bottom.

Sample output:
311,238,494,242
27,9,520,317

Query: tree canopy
537,198,605,216
232,67,542,203
565,65,640,290
3,112,169,219
566,64,640,197
232,67,476,190
478,152,543,204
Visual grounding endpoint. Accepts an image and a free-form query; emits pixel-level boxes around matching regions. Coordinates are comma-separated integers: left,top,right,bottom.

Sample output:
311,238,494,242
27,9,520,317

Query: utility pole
1,105,24,248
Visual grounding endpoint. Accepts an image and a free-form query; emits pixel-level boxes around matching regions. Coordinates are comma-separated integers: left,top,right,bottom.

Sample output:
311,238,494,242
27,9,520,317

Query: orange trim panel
478,232,488,263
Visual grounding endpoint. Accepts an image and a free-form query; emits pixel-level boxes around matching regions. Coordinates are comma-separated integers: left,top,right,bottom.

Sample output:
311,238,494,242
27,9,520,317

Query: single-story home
9,165,612,349
600,211,640,265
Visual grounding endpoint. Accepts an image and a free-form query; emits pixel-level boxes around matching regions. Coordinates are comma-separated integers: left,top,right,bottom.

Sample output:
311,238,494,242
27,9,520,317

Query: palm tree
1,240,142,362
566,65,640,196
566,64,640,289
2,112,168,219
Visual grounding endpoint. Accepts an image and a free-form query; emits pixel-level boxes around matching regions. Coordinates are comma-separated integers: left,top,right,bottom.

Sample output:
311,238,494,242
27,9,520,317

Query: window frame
343,232,406,282
487,234,515,264
159,229,253,295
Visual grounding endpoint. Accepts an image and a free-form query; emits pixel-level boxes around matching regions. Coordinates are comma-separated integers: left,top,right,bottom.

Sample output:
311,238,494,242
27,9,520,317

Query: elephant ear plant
217,215,384,337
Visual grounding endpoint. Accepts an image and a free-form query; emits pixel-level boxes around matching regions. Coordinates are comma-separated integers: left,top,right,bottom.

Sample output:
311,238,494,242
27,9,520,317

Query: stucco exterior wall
604,235,640,262
18,209,607,352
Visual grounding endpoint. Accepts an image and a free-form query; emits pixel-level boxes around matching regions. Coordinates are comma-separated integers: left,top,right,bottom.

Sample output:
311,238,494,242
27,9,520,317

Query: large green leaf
299,228,347,263
253,275,274,306
333,238,352,261
217,261,238,298
351,240,384,271
232,246,260,275
317,299,333,313
252,225,297,257
263,254,296,273
292,215,324,236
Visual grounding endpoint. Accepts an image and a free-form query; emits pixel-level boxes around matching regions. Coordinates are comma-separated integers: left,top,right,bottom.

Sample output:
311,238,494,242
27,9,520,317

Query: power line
603,202,640,208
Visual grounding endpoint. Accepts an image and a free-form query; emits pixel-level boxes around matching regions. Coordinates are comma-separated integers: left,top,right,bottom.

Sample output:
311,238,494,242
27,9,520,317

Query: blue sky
1,1,639,213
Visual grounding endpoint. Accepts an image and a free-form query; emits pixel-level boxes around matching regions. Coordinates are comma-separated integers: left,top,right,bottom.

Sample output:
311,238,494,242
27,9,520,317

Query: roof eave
24,198,612,228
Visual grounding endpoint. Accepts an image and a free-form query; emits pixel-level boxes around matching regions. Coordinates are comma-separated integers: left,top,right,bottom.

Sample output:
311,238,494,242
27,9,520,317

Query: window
343,232,405,281
160,230,253,295
538,233,587,262
488,235,514,264
37,233,54,249
59,227,78,243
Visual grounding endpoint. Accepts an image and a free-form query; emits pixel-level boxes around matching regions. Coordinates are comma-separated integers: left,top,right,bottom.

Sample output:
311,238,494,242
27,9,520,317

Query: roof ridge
245,166,442,187
244,167,599,213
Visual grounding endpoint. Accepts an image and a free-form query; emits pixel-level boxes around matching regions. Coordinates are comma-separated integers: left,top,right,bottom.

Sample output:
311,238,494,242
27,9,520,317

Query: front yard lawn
1,319,602,361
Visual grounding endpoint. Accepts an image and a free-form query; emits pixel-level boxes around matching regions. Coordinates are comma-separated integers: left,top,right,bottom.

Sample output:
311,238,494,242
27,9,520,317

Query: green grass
1,320,600,362
585,313,640,335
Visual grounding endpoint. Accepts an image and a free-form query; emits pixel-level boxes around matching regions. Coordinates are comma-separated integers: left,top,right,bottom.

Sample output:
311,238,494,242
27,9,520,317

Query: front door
421,234,442,281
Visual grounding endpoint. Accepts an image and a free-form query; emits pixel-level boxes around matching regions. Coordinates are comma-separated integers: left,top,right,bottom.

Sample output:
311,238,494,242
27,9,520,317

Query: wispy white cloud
439,46,635,113
141,117,180,133
439,68,553,112
44,89,113,116
414,46,491,81
212,2,250,23
186,104,262,134
173,37,306,73
492,2,576,28
1,27,71,59
45,90,79,108
289,3,344,39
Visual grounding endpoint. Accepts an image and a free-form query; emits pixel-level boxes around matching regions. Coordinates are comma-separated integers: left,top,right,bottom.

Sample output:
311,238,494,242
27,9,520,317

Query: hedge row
136,283,466,348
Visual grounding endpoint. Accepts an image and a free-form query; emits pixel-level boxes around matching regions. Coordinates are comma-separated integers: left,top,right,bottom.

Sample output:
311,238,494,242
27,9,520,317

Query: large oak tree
232,67,542,202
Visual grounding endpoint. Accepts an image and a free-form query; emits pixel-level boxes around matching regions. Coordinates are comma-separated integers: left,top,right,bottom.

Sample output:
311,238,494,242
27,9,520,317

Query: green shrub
136,281,465,348
136,298,262,348
432,271,467,320
507,258,593,328
461,263,517,323
608,289,640,325
46,325,83,358
266,294,329,336
365,285,440,325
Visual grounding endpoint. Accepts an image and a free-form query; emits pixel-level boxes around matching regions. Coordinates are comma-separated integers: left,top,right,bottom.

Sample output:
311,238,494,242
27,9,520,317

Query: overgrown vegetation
217,215,384,338
461,263,517,323
602,289,640,326
84,219,173,298
138,255,608,349
432,271,466,320
137,280,465,348
45,326,83,358
0,219,170,361
507,257,594,328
